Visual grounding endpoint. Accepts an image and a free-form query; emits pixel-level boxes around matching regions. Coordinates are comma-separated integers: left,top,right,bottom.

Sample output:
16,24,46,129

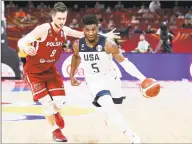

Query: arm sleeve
119,59,146,81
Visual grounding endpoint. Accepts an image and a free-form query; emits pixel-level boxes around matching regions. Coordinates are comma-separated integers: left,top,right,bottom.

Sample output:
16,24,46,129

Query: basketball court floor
2,80,192,143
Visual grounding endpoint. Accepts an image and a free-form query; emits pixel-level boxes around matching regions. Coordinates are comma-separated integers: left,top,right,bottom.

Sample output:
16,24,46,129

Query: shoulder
105,38,117,48
33,23,50,36
36,23,50,30
35,23,50,40
105,38,119,53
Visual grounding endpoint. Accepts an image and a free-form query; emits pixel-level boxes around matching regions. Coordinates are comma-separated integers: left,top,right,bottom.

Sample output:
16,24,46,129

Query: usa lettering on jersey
84,53,100,61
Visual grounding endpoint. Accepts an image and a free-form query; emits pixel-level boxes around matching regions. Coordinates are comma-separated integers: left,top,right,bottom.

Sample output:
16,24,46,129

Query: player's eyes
85,28,96,32
58,18,65,20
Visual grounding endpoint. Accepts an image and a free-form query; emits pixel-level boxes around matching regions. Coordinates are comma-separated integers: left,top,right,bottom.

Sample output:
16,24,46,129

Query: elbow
17,38,24,50
18,37,29,51
74,55,81,62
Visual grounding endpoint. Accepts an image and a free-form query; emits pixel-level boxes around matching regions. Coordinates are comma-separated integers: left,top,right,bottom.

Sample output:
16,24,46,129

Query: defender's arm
17,23,49,56
63,26,120,39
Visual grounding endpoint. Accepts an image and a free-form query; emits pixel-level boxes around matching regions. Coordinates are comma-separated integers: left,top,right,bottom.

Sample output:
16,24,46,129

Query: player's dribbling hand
24,46,37,56
105,28,121,40
70,77,81,86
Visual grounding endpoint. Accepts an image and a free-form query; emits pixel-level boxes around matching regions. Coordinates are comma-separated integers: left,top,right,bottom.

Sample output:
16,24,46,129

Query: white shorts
85,74,124,100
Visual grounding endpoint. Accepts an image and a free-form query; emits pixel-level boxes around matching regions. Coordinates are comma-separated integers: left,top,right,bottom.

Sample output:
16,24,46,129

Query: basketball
141,78,160,98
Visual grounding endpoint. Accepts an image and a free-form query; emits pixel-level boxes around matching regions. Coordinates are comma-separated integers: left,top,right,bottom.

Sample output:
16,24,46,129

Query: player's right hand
70,77,81,86
23,46,37,56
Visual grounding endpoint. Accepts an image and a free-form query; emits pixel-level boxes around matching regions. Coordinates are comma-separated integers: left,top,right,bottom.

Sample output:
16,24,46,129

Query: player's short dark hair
51,2,67,15
82,14,98,26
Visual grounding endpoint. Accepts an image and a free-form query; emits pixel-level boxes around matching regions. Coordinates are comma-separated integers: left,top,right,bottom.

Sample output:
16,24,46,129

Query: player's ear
51,14,55,20
51,11,56,20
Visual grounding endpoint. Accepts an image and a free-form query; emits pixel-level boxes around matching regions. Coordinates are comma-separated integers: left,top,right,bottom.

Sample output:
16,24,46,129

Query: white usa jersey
79,35,115,76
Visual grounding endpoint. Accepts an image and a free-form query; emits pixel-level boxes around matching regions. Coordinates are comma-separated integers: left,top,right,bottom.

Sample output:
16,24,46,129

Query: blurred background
1,1,192,80
2,2,192,142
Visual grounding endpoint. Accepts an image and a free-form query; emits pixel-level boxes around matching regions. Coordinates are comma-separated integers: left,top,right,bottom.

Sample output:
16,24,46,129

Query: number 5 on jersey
91,63,100,73
50,49,57,57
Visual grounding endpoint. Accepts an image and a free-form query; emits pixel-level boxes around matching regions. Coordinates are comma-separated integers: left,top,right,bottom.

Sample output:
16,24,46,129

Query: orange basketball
141,78,160,98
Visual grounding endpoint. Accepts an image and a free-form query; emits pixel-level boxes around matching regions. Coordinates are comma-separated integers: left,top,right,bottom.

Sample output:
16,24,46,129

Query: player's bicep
26,24,47,41
106,39,125,63
72,40,80,57
113,52,125,63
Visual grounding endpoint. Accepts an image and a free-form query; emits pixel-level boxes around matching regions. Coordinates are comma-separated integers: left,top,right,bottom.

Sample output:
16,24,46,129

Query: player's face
84,24,98,43
52,11,67,29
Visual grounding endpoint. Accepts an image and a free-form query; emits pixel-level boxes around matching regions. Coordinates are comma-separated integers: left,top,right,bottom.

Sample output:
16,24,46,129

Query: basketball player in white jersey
70,14,149,143
18,2,120,142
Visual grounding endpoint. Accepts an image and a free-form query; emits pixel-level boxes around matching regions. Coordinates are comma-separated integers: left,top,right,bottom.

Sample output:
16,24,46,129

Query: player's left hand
105,28,121,40
70,77,81,86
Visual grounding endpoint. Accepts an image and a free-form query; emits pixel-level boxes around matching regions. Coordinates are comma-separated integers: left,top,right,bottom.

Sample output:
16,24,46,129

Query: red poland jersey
24,23,65,74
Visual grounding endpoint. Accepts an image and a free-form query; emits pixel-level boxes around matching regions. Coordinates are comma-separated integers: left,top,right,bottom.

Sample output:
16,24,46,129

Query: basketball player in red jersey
17,2,119,142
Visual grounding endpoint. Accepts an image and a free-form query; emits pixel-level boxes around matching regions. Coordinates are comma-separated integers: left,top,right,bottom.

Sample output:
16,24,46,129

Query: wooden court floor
2,80,192,143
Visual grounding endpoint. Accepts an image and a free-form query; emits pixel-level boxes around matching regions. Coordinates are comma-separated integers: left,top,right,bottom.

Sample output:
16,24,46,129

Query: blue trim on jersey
79,35,106,52
96,90,111,97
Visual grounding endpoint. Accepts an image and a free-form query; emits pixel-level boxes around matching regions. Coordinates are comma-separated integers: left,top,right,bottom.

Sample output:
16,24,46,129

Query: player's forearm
63,26,84,38
70,31,84,38
70,55,80,77
76,32,108,39
18,38,29,52
119,59,146,81
18,35,35,52
75,56,81,70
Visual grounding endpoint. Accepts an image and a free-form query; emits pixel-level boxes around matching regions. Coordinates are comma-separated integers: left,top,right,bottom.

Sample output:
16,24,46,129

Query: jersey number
50,49,57,57
91,63,100,73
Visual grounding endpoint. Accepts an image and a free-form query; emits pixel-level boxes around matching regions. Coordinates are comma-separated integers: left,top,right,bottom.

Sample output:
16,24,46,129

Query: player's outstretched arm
63,26,84,38
100,28,121,40
70,40,81,86
63,26,120,40
105,39,146,81
17,23,49,56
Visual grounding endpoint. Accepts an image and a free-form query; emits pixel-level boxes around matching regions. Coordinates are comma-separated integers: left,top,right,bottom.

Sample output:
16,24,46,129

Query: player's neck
85,35,99,48
51,22,60,34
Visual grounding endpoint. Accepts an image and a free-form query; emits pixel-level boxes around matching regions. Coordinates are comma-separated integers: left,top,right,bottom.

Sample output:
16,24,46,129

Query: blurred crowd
4,1,192,54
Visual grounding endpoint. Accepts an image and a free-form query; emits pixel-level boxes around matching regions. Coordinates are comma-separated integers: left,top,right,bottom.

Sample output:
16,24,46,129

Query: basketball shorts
85,74,125,106
24,67,65,102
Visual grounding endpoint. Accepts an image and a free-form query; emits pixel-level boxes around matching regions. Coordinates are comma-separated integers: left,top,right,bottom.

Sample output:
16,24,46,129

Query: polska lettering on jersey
84,54,100,61
46,42,63,47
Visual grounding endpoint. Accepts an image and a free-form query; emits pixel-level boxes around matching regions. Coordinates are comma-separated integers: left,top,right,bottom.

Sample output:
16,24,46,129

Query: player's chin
88,38,95,43
59,24,64,29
